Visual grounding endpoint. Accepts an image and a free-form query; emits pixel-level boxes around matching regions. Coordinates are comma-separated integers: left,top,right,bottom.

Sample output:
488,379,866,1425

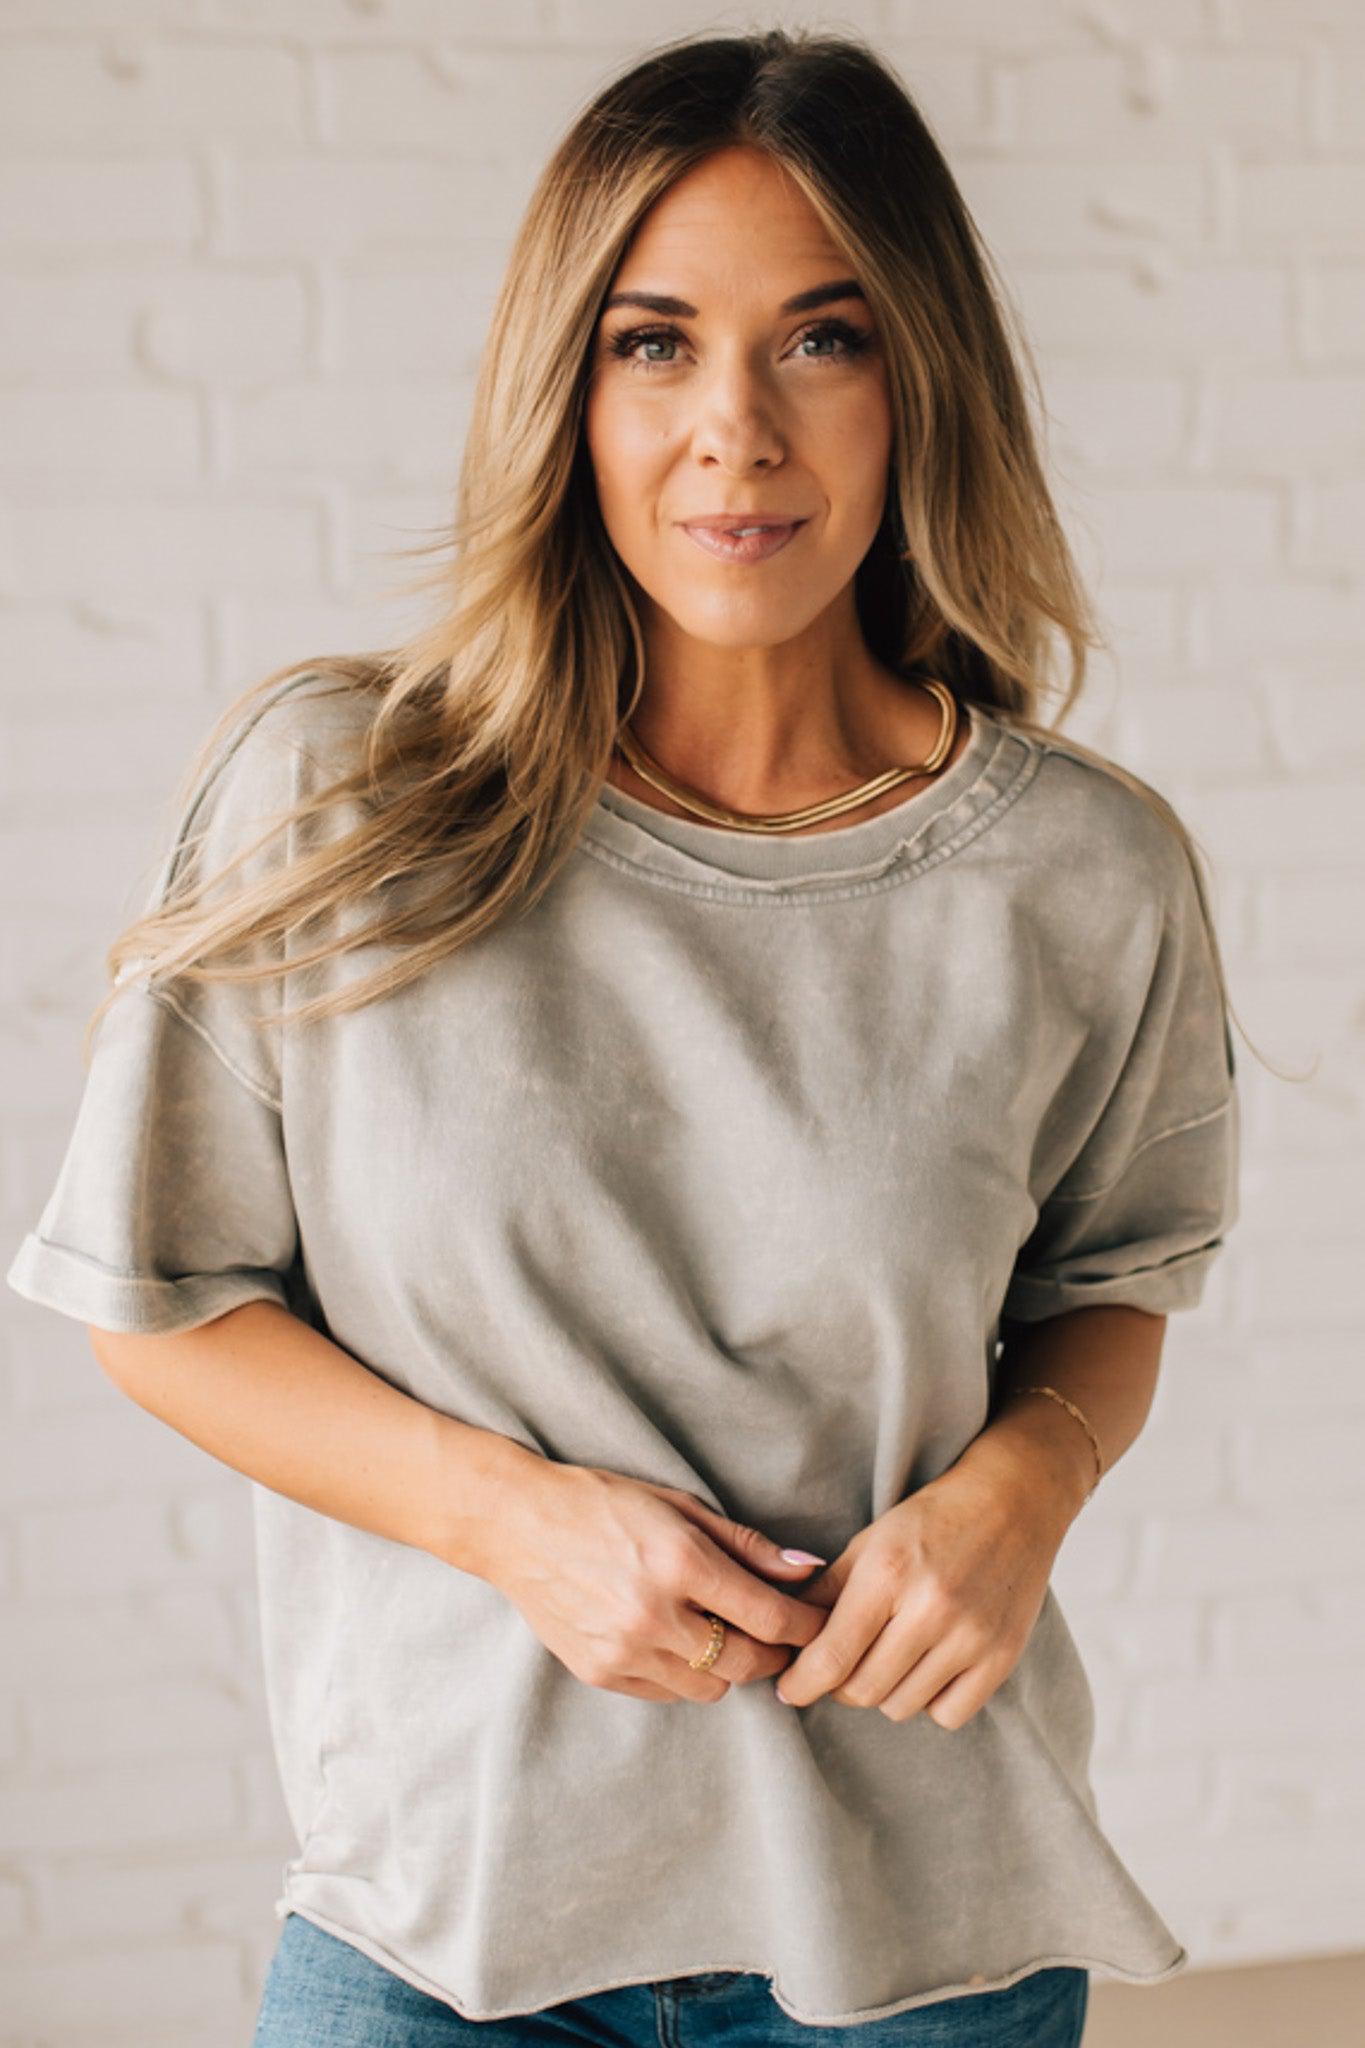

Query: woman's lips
681,520,806,564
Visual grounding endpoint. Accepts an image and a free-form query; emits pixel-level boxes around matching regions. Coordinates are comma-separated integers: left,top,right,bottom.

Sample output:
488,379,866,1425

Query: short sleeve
1001,839,1240,1323
5,679,323,1337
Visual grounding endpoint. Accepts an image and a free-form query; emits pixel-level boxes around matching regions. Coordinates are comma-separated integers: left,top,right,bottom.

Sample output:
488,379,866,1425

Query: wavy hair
89,23,1249,1074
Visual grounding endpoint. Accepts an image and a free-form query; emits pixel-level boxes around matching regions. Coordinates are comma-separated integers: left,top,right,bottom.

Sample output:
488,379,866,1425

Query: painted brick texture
1,4,1361,2039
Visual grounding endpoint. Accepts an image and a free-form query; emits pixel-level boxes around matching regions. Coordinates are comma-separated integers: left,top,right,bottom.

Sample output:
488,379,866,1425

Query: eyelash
604,317,873,372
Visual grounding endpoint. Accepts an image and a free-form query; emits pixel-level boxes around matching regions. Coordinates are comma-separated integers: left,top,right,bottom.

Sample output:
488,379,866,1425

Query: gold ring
687,1611,726,1672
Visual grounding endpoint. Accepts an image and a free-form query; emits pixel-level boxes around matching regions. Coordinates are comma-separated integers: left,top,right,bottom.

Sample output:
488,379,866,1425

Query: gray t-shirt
7,669,1239,2025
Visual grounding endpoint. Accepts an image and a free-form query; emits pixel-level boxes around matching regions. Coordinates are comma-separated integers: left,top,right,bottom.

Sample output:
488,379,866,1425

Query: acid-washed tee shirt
7,669,1240,2026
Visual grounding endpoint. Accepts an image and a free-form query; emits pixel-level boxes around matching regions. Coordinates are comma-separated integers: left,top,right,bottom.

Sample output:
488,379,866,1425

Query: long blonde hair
89,24,1249,1074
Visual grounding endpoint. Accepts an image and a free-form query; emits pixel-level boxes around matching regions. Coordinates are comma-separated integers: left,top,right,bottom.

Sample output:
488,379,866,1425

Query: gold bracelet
1015,1384,1105,1505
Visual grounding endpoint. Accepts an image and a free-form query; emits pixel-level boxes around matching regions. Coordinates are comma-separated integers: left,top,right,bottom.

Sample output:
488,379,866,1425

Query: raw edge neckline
577,697,1035,898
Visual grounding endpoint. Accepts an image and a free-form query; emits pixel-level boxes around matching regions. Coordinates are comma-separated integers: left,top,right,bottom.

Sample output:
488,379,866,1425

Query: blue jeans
253,1912,1089,2045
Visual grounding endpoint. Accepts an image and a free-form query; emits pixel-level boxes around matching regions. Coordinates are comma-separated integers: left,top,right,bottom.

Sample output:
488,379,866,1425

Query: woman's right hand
479,1459,831,1702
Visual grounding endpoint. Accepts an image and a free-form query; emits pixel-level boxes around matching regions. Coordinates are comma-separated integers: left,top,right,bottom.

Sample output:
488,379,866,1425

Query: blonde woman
8,27,1240,2048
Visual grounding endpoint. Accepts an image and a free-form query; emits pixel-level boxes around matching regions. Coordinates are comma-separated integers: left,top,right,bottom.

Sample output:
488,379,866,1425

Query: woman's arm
90,1300,833,1701
89,1299,548,1578
950,1305,1167,1538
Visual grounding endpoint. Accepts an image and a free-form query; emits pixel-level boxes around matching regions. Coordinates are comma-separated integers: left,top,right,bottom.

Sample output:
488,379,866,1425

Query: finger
609,1674,684,1702
920,1669,989,1731
881,1641,995,1728
686,1542,830,1652
892,1646,998,1728
666,1493,829,1587
775,1578,893,1705
641,1612,733,1703
656,1655,729,1705
828,1625,944,1710
664,1603,788,1690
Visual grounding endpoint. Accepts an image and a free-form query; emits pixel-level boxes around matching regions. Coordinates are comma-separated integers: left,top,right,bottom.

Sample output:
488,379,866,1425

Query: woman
7,27,1241,2048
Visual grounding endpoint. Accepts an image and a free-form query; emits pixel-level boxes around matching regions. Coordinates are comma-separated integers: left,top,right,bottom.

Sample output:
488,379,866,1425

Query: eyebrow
600,278,868,318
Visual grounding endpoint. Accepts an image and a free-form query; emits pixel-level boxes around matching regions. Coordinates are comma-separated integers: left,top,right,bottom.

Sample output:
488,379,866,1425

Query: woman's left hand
771,1461,1071,1729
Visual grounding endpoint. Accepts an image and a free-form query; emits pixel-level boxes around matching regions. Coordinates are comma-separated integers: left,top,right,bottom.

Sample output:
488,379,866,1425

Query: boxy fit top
7,669,1240,2026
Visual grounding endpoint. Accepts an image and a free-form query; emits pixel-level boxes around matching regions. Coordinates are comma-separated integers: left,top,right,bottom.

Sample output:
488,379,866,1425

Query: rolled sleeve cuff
1000,1236,1227,1322
7,1230,291,1337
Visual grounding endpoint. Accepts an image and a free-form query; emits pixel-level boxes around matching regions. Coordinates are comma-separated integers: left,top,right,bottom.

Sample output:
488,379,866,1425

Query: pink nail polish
780,1548,826,1564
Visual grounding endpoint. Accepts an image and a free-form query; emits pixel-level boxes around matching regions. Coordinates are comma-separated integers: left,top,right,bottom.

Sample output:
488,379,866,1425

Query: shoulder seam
164,669,331,875
144,984,284,1114
139,669,347,1107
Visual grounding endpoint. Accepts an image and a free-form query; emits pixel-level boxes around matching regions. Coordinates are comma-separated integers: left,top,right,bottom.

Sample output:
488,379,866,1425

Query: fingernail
775,1686,791,1704
780,1549,826,1565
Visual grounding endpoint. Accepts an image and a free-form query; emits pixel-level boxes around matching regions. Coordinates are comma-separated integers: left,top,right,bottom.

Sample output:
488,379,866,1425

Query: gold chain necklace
612,676,959,836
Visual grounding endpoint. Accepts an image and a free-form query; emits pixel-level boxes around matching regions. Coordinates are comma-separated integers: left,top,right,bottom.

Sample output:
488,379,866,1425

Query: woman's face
583,147,893,655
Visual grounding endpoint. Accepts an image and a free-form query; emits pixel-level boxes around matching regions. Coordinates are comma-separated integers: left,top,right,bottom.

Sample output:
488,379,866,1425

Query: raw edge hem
274,1900,1188,2029
767,1946,1187,2026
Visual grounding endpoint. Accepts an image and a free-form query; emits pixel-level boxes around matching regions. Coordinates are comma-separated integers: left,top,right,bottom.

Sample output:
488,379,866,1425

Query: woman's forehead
617,152,844,274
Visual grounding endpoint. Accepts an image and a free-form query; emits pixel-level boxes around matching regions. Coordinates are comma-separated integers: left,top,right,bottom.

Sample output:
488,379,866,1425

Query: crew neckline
579,695,1036,899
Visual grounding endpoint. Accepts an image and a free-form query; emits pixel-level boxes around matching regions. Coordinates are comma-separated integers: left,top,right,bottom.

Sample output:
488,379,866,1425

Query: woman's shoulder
176,666,378,832
148,665,381,911
206,665,378,786
996,709,1199,913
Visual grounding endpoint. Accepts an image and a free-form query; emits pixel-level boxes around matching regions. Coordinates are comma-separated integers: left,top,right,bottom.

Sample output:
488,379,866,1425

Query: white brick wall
2,3,1362,2040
